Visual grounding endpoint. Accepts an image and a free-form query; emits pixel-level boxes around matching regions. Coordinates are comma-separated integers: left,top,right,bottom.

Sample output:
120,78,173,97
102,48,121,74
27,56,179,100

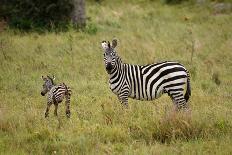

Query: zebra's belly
128,95,150,101
128,91,158,101
128,86,163,101
52,94,65,104
109,80,163,100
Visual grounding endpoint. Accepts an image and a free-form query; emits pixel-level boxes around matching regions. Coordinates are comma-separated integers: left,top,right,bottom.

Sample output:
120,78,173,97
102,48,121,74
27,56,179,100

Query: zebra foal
41,75,71,118
101,39,191,110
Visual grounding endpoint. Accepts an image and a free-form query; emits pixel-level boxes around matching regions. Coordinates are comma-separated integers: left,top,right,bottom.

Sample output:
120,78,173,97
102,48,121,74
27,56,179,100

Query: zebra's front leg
118,91,129,108
65,95,71,118
45,102,52,118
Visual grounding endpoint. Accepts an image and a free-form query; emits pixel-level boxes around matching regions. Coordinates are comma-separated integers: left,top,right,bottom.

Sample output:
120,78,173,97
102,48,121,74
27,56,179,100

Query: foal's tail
63,83,72,96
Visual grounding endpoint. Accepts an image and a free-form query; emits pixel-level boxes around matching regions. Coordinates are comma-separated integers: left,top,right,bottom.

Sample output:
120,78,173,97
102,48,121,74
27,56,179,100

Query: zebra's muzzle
106,63,113,71
41,92,45,96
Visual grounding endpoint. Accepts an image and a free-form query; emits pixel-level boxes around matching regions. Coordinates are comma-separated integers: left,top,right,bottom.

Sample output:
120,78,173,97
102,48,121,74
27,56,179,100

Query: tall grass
0,1,232,154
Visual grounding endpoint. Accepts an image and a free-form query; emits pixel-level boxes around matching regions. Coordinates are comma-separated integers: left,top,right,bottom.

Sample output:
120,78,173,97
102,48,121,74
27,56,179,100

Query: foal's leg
54,103,58,116
65,94,71,118
45,102,52,118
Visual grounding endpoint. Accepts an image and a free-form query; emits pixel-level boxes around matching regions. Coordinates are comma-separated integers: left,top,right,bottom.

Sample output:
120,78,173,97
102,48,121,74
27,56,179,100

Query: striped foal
41,75,71,118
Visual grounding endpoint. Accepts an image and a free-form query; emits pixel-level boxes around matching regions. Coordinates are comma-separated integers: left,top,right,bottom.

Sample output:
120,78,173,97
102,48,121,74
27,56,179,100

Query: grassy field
0,0,232,154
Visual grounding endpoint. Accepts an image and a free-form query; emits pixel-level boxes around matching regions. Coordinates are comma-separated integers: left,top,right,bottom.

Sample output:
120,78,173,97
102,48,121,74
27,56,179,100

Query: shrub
0,0,73,31
163,0,191,4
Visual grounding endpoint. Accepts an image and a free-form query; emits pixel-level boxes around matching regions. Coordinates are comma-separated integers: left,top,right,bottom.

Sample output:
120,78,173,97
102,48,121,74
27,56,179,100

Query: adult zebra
101,39,191,110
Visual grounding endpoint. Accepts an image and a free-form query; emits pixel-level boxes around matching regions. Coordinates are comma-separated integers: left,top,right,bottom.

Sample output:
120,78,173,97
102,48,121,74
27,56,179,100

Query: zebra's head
41,75,55,96
101,39,118,74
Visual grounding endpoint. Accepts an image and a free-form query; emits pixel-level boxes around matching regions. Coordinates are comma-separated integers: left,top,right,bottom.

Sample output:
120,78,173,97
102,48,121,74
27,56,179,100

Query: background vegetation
0,0,232,154
0,0,74,31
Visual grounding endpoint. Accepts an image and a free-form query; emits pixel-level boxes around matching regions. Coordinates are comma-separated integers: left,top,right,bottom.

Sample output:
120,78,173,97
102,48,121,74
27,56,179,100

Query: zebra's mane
47,76,56,86
115,55,123,66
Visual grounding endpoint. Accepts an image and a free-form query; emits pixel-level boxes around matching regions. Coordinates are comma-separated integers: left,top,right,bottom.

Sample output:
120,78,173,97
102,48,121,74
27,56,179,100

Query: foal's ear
107,41,111,48
47,75,55,81
112,39,117,48
41,75,46,80
101,40,108,50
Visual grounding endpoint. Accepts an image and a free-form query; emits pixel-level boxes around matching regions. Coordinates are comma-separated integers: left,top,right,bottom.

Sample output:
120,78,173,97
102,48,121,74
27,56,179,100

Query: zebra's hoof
45,113,49,118
122,104,128,109
66,112,71,118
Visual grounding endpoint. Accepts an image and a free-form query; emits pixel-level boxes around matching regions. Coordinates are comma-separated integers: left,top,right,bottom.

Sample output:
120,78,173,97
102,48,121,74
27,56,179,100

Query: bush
164,0,190,4
0,0,73,31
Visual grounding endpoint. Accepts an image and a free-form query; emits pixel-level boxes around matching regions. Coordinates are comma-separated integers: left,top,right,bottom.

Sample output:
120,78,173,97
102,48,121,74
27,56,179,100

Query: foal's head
41,75,55,96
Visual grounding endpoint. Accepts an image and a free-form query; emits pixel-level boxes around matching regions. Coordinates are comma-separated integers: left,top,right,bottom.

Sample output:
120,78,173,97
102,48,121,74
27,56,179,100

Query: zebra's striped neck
48,84,55,91
109,56,123,75
108,55,125,91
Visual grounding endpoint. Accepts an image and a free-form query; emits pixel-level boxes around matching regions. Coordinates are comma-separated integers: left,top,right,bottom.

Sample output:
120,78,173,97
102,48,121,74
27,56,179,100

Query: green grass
0,1,232,154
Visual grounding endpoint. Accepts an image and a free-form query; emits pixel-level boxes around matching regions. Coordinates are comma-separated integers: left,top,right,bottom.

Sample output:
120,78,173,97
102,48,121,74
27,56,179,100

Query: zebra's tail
184,70,191,102
63,83,72,96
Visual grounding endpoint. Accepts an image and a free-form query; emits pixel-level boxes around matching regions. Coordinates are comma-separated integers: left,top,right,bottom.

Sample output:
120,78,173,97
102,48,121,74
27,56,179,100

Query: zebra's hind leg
65,94,71,118
168,91,188,111
45,102,52,118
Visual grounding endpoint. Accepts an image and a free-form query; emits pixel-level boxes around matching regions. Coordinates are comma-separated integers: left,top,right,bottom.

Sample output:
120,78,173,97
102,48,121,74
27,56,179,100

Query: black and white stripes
101,39,191,110
41,75,72,118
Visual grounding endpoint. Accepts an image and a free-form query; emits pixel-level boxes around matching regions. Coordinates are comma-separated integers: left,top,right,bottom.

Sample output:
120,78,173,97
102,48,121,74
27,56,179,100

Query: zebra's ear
112,39,117,48
107,41,111,48
52,75,55,80
41,76,46,80
47,75,55,81
101,41,108,51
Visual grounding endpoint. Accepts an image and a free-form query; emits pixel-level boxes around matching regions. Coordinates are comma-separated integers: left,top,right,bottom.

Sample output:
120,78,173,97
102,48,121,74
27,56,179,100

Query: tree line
0,0,86,31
